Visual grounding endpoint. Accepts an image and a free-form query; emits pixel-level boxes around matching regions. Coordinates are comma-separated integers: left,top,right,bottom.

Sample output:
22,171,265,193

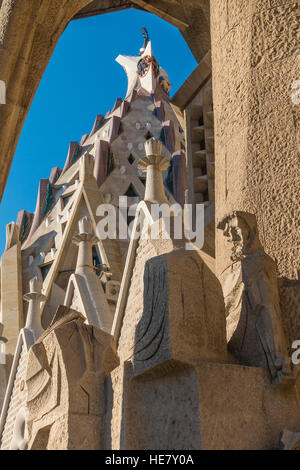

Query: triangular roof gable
40,166,122,319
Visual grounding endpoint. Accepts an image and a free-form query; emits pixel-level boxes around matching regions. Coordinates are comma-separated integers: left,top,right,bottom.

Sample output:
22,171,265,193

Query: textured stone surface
117,362,202,450
196,362,300,450
211,0,299,281
133,249,227,378
1,242,23,355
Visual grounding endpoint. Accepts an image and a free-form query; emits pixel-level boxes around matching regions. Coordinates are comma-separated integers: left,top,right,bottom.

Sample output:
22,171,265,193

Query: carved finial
138,138,170,204
73,217,99,272
29,276,42,294
73,216,99,245
23,276,46,341
145,137,162,158
78,216,93,235
139,27,149,56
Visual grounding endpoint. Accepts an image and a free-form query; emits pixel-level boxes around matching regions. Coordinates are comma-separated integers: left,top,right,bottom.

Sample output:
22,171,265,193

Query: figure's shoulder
243,251,277,281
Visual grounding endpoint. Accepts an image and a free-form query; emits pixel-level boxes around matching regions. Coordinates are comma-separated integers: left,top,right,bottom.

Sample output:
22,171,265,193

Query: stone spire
70,216,113,332
138,138,170,205
72,216,99,274
23,277,46,341
116,37,171,97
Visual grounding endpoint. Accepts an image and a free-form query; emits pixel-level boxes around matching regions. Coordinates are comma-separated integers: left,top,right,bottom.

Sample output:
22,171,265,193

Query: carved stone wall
211,0,299,280
110,232,202,449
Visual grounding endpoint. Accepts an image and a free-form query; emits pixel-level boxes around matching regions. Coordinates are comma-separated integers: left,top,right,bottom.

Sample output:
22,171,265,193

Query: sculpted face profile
218,211,293,386
221,212,262,261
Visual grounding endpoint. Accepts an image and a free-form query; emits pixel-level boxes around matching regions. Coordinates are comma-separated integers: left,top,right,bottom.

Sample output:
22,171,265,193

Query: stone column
210,0,299,278
1,223,23,355
138,138,170,205
72,217,99,275
70,216,113,332
23,277,46,342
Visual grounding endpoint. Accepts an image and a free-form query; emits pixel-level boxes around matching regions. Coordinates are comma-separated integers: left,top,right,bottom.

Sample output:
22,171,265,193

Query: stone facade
0,0,299,451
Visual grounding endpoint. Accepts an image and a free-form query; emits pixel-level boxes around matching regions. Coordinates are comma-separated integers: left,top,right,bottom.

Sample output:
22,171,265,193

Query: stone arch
0,0,210,202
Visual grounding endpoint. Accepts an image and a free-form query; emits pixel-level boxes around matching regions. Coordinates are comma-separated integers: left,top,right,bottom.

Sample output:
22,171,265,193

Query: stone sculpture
133,249,227,377
23,276,45,342
25,305,119,450
218,211,292,385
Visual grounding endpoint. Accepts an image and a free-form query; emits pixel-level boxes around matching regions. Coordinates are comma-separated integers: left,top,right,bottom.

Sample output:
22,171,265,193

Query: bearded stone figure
218,211,292,386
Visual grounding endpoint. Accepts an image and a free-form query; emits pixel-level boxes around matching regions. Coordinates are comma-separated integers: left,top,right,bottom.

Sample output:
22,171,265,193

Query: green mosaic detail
107,148,115,175
159,127,166,146
42,183,54,218
96,117,105,131
52,168,62,184
20,213,28,242
71,145,81,165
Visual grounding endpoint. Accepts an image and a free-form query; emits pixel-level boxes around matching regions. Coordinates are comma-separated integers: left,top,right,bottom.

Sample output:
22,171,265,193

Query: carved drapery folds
133,250,227,378
217,211,294,386
25,306,119,450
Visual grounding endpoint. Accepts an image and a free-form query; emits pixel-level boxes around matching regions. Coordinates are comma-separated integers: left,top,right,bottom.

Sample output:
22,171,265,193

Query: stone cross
23,277,46,341
138,138,170,205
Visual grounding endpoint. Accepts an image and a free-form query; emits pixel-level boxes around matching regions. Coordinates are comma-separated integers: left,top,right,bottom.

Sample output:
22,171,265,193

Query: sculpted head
218,211,263,261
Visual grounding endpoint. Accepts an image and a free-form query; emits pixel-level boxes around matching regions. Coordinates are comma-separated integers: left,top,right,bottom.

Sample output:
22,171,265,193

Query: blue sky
0,8,197,255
